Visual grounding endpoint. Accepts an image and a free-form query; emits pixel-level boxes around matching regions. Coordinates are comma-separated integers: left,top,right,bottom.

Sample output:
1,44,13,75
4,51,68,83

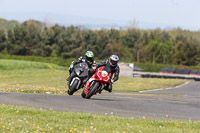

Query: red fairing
84,67,111,95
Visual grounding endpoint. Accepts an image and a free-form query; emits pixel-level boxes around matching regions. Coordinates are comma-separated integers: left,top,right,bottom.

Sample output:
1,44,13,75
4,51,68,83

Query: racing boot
104,84,112,93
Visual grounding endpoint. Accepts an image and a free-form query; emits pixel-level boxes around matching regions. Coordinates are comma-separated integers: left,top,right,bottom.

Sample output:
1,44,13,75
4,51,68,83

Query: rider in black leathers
67,51,96,87
95,55,120,93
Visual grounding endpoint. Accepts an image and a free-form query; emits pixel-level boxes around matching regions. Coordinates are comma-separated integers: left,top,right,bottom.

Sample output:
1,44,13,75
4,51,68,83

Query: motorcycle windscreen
102,66,111,74
74,62,89,77
102,66,111,82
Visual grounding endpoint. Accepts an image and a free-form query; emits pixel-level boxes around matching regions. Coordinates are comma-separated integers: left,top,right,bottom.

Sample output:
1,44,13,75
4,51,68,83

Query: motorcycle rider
95,54,120,93
67,51,96,87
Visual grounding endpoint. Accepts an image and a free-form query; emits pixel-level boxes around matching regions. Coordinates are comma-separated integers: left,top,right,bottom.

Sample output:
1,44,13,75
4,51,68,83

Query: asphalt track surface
0,81,200,121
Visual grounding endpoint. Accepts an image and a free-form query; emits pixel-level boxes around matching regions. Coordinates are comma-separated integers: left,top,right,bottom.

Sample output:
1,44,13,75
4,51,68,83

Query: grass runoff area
0,59,199,132
1,104,200,133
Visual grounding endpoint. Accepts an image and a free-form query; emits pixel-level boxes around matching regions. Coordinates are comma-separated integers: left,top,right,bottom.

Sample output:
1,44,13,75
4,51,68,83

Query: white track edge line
139,81,190,93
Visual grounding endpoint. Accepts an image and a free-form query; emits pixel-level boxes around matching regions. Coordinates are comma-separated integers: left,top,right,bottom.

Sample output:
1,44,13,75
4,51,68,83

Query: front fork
99,84,105,92
70,77,81,90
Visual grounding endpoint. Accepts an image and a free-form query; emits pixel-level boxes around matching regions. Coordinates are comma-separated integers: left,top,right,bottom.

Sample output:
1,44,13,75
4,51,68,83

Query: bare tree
126,18,139,30
43,16,55,27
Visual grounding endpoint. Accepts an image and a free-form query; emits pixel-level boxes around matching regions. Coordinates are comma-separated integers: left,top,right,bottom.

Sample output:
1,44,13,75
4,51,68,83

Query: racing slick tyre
68,79,79,95
85,82,100,99
81,90,86,98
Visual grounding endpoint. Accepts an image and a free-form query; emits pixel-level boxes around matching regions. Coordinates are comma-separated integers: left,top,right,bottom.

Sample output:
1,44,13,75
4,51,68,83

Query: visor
111,60,117,66
86,56,93,61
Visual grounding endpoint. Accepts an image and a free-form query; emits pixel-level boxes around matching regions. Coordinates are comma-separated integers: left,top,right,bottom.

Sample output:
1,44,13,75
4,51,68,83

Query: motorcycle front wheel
68,79,79,95
85,82,100,99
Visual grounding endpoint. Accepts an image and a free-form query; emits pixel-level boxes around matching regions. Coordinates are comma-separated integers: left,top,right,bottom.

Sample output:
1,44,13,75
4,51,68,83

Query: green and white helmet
85,51,94,61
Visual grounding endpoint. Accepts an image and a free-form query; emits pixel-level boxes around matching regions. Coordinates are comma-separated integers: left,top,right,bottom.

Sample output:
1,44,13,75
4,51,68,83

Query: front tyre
68,79,79,95
81,90,86,98
86,82,100,99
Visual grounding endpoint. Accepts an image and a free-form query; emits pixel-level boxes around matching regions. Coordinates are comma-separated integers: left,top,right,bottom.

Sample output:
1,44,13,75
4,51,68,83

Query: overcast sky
0,0,199,30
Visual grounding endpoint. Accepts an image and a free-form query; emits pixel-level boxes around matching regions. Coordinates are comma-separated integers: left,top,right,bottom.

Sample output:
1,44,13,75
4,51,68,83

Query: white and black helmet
109,55,119,66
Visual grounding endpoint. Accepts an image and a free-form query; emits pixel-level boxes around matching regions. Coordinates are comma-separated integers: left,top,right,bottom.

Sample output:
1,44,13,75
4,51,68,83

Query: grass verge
0,104,200,133
114,77,189,92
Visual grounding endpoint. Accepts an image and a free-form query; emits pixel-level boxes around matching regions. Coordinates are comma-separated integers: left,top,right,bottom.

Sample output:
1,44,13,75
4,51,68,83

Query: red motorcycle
81,66,111,99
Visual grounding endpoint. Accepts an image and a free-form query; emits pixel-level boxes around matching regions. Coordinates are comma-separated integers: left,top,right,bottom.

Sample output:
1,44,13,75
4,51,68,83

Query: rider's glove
111,79,114,84
69,64,73,72
70,64,73,69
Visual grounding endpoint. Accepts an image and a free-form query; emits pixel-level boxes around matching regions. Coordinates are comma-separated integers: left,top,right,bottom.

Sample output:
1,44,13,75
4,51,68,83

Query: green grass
0,59,189,94
0,59,68,94
0,104,200,133
0,59,67,70
114,77,188,92
0,54,76,67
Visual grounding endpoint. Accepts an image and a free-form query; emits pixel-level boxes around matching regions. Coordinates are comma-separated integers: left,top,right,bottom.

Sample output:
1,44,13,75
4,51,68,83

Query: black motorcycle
67,62,89,95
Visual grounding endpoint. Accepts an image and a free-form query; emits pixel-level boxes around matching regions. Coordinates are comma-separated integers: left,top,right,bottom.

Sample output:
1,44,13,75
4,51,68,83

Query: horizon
0,0,200,31
1,14,198,31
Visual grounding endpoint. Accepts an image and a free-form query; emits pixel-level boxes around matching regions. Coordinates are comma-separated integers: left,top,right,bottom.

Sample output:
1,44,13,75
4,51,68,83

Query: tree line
0,19,200,66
